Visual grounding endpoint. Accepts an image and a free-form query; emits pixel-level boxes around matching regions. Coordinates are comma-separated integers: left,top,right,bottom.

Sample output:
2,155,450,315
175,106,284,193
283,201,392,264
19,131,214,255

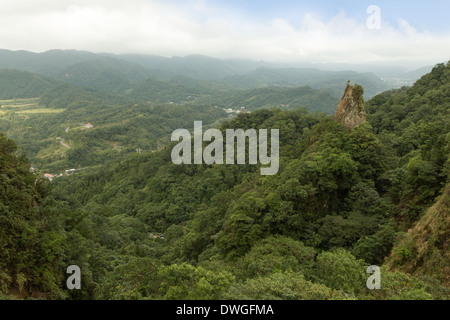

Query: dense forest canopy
0,56,448,300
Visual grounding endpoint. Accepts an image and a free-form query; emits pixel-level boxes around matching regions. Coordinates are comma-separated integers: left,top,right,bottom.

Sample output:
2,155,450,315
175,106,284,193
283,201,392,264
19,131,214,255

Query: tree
309,249,367,297
158,263,235,300
238,236,316,278
225,271,346,300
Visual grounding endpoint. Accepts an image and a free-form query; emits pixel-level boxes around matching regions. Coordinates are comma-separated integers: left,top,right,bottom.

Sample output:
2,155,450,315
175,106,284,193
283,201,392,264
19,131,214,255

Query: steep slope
0,133,65,299
386,183,450,286
366,62,449,219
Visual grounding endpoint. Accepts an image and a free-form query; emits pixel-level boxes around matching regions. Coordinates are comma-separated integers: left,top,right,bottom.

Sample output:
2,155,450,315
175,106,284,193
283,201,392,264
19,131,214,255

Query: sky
0,0,449,67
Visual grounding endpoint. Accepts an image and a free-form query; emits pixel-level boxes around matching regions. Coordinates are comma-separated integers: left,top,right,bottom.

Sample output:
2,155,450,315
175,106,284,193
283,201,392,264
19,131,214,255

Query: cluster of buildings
81,123,93,129
43,168,80,182
223,107,251,117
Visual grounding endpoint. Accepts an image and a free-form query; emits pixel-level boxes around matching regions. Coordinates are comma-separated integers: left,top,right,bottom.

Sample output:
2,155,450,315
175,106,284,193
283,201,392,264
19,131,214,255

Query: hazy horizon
0,47,440,77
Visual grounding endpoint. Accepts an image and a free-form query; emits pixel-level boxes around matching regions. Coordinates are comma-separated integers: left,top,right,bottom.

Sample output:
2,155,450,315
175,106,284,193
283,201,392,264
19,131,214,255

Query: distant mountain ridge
0,49,435,112
221,67,388,97
0,49,98,75
0,49,397,97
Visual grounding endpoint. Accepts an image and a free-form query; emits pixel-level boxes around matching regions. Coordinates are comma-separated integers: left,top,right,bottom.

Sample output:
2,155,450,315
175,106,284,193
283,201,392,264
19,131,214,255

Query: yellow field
0,97,39,106
3,103,38,108
16,108,65,114
0,98,65,115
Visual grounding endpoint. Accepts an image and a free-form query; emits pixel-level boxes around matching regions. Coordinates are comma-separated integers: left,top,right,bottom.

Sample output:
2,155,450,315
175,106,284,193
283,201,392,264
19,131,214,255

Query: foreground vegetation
0,62,449,300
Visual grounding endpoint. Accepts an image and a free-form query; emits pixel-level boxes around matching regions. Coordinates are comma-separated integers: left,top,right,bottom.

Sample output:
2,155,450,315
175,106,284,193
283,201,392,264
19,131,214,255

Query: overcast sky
0,0,449,67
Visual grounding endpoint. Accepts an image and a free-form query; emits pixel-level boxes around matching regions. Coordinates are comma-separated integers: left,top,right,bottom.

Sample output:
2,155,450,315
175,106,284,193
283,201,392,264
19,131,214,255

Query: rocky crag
335,82,366,131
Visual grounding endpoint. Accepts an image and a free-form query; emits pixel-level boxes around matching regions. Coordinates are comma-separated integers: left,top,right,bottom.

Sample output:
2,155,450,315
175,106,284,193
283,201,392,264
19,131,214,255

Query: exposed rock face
385,183,450,287
335,83,366,131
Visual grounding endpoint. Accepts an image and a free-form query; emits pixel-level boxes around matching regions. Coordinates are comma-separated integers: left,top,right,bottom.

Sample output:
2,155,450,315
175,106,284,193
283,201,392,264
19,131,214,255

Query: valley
0,49,448,301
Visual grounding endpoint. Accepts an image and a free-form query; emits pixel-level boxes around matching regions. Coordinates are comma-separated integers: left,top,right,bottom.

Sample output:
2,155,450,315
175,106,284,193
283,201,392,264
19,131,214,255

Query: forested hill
46,62,448,299
0,62,448,300
0,69,57,99
198,86,339,114
0,49,391,99
0,83,227,173
221,67,388,97
0,133,65,299
366,62,450,288
386,184,449,287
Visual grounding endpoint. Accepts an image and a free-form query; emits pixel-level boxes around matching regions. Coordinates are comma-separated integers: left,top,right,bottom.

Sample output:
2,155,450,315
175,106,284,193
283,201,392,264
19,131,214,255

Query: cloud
0,0,448,66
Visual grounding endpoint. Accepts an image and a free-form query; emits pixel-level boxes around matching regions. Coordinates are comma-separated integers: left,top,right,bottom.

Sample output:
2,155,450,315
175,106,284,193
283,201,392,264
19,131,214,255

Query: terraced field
0,98,65,115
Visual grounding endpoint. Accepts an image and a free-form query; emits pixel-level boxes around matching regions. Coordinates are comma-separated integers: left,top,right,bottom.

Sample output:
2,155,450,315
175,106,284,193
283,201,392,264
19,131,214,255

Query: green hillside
36,62,449,299
0,133,65,299
0,83,226,172
0,49,98,75
386,184,449,287
127,77,221,103
0,59,448,300
0,49,392,98
117,54,263,81
222,67,389,98
53,56,162,93
0,69,57,99
199,85,339,114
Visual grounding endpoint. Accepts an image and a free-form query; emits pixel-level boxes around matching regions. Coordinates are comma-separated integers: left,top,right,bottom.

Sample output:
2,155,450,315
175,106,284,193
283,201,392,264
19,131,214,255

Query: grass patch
0,97,64,114
36,143,68,161
16,108,65,114
0,97,40,106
